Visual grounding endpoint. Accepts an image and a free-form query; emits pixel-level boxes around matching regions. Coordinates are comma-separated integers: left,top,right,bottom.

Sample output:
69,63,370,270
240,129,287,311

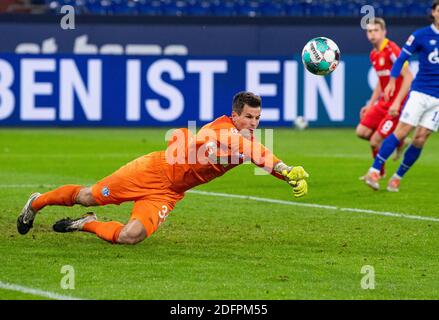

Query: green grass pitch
1,128,438,300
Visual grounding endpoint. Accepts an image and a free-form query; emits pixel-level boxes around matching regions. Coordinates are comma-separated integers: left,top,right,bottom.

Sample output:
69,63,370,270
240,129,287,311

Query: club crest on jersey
430,39,437,46
101,186,110,197
428,48,439,64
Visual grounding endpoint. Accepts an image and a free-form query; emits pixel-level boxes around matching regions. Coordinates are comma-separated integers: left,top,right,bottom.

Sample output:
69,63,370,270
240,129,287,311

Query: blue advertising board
0,54,418,127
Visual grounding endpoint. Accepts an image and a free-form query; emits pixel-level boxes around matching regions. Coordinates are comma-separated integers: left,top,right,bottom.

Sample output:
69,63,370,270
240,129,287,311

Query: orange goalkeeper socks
82,221,124,243
31,185,83,212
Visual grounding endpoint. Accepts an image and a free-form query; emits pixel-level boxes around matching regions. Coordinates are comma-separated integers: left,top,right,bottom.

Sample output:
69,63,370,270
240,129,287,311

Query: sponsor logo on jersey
428,48,439,64
101,186,110,197
406,35,415,46
379,57,385,66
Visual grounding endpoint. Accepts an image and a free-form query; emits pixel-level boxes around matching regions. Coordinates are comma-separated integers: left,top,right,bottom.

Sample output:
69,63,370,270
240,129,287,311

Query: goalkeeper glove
289,179,308,198
281,166,309,182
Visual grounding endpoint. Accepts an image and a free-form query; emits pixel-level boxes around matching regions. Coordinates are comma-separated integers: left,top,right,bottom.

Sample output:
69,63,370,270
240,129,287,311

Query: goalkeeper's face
232,104,261,132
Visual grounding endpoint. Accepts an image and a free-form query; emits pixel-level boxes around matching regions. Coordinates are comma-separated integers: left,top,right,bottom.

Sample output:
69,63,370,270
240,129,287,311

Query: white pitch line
338,207,439,223
188,190,439,223
0,281,83,300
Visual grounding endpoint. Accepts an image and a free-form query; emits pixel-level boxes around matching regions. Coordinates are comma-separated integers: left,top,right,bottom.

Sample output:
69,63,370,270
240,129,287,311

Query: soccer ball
294,116,309,130
301,37,340,76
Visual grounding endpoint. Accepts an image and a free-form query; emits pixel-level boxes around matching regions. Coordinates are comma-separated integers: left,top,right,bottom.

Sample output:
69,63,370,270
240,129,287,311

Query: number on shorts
381,120,394,134
158,205,169,226
432,111,439,122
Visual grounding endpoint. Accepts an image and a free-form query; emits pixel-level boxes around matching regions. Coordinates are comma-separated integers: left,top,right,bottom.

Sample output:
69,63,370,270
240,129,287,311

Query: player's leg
33,186,98,210
47,154,153,238
356,104,385,180
393,137,411,161
117,197,181,244
19,155,141,235
369,131,386,177
358,130,383,181
387,102,439,192
17,185,98,235
54,214,126,243
356,103,383,141
356,124,375,180
118,199,175,244
56,217,146,244
355,123,373,140
53,152,182,244
50,176,138,243
74,198,178,244
364,122,413,190
364,91,425,190
387,126,431,192
117,219,147,244
370,114,404,178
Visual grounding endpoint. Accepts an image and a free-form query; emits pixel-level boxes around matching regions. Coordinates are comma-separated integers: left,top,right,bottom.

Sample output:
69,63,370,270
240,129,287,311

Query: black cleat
53,212,97,233
17,192,41,235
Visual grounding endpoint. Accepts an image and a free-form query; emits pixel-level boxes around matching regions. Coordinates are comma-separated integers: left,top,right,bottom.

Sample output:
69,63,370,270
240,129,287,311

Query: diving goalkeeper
17,91,309,245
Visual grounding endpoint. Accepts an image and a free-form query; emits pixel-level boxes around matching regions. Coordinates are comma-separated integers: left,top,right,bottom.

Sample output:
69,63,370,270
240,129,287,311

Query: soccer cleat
53,212,97,233
359,172,385,181
17,192,41,235
393,137,411,161
387,176,401,192
364,171,381,190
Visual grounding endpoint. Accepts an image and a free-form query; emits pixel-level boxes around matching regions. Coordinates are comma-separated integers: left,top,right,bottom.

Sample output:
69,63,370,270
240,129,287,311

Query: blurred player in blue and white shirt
364,0,439,192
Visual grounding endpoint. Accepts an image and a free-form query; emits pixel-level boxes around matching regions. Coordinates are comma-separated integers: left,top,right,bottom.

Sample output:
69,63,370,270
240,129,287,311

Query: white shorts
399,90,439,132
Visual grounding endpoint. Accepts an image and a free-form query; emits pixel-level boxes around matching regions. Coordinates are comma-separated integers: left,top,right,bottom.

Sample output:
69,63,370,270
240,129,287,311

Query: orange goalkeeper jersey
164,115,284,193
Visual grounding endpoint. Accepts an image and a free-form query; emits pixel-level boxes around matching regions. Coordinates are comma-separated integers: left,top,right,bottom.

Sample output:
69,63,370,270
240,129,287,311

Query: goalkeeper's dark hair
232,91,261,115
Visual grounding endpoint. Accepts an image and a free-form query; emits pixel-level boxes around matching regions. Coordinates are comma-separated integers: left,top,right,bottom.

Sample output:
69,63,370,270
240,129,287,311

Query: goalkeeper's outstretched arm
234,133,310,198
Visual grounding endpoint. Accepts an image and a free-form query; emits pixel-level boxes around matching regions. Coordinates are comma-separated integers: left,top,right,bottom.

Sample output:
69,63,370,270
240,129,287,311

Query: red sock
82,221,124,243
31,185,83,212
371,147,385,176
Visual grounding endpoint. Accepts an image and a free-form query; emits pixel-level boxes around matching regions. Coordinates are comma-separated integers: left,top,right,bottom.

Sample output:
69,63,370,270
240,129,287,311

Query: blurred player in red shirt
17,92,309,245
356,18,413,179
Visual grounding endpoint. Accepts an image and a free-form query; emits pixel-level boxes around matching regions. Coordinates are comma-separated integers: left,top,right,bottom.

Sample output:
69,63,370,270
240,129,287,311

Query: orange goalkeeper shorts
91,151,184,237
